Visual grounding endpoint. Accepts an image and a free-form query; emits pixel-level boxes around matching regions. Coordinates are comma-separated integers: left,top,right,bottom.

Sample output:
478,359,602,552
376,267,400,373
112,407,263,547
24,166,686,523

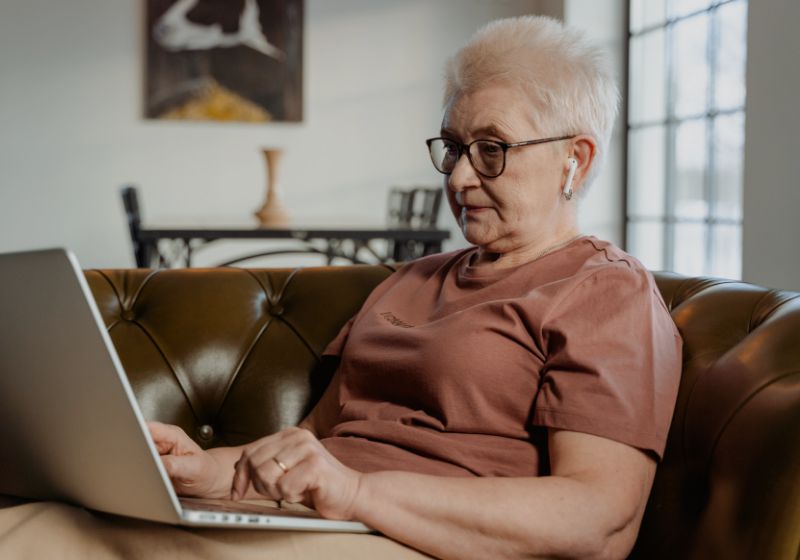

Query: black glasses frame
425,135,576,178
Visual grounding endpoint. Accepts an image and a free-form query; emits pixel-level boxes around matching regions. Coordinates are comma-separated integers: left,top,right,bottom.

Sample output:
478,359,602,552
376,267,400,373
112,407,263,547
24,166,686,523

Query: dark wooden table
132,222,450,268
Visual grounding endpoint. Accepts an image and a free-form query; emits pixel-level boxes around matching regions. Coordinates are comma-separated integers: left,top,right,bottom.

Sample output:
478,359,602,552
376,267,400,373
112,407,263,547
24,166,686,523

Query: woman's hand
147,421,230,499
231,427,363,520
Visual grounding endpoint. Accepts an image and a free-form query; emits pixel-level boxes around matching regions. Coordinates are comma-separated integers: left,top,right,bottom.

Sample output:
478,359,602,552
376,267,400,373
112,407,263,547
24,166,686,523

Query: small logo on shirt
380,311,414,328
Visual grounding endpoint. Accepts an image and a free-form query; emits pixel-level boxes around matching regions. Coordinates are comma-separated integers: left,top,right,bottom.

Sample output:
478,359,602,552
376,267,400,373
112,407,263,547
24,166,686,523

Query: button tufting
198,424,214,440
121,309,135,321
269,304,285,317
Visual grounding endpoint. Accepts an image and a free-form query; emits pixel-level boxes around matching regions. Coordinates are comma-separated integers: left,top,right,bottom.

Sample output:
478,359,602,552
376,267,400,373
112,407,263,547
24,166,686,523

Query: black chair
386,186,443,262
410,187,443,228
121,186,149,268
386,188,416,228
122,186,199,268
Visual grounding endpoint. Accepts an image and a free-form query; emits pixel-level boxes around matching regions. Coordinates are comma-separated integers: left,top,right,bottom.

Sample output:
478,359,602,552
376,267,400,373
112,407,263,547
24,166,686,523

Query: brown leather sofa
83,265,800,559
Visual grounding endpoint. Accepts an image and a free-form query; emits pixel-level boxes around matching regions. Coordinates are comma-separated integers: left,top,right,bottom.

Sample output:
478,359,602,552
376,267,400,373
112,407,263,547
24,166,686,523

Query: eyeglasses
425,135,575,178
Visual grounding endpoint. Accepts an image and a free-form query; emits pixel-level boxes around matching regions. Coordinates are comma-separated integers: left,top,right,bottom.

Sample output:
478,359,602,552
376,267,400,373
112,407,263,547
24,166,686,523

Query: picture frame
145,0,303,123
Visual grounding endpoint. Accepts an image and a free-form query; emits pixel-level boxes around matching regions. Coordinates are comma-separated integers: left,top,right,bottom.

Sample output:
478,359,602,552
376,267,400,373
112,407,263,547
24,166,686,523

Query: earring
563,157,578,201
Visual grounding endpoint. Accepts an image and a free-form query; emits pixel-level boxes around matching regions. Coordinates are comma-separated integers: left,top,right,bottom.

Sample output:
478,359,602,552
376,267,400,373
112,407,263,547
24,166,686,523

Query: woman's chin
460,226,496,248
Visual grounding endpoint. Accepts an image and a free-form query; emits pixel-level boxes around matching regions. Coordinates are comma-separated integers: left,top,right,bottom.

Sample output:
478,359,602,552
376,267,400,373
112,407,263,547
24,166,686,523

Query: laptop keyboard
180,497,323,519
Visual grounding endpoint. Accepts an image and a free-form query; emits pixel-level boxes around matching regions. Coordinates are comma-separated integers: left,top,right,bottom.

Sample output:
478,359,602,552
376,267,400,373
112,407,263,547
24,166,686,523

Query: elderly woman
150,15,681,560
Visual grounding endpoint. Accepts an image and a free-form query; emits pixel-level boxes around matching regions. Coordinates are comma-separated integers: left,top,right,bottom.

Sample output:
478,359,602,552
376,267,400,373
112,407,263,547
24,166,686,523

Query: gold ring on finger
273,457,289,473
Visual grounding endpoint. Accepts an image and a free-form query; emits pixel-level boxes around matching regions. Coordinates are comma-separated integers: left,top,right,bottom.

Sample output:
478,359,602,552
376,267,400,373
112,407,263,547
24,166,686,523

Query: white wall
565,0,626,246
742,0,800,290
0,0,625,268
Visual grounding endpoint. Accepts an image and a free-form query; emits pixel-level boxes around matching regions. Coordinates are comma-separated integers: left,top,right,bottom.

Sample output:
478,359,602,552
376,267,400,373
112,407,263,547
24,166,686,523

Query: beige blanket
0,496,431,559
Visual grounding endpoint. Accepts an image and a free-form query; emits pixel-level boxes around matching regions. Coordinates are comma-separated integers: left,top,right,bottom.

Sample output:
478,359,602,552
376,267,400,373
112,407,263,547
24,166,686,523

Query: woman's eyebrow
439,124,510,138
474,125,510,138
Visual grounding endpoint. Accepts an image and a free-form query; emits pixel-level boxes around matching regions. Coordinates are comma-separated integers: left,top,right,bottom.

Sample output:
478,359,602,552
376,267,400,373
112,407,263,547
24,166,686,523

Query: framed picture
145,0,303,123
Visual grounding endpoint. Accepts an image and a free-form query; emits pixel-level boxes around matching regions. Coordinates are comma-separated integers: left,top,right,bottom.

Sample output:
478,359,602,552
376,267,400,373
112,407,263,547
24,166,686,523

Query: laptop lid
0,248,371,533
0,248,183,523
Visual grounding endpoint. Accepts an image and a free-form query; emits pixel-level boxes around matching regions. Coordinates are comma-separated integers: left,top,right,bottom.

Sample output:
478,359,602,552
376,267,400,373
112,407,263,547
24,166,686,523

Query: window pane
672,14,710,118
630,0,667,33
670,0,712,19
627,221,665,270
715,0,748,110
712,112,745,220
627,1,747,281
674,222,706,275
674,119,708,219
710,224,742,279
628,125,667,217
629,29,667,124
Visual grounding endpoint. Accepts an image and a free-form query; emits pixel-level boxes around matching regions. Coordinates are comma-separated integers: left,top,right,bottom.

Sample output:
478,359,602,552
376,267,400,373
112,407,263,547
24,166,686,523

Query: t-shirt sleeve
533,264,682,460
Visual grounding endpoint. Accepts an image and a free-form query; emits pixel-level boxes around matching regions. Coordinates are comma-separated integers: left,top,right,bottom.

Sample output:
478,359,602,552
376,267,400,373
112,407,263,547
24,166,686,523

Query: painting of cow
145,0,303,122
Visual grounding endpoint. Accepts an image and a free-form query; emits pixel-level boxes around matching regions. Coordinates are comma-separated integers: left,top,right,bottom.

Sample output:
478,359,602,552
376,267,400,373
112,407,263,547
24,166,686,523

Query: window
626,0,748,278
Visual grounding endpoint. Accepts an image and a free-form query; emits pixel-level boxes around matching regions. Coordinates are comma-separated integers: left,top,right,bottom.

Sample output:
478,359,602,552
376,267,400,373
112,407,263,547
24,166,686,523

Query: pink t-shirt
314,236,682,477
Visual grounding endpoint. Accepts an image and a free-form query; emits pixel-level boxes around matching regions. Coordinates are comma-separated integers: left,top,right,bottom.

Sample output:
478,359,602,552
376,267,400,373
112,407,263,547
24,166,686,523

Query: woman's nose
447,152,481,192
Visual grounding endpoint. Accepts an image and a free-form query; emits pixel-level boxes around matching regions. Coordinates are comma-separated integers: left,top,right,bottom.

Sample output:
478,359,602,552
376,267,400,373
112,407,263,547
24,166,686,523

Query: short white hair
443,15,619,189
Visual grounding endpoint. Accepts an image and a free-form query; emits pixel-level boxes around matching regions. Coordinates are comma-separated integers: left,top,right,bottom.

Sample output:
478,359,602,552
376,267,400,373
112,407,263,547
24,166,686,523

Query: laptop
0,248,370,532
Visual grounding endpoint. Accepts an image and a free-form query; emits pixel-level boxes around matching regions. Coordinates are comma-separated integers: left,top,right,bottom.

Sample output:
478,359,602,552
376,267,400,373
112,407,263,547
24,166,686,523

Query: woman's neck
471,228,583,270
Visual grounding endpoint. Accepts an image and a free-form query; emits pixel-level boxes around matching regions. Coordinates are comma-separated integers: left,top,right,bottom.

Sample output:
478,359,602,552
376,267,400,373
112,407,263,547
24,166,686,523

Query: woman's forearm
353,471,635,560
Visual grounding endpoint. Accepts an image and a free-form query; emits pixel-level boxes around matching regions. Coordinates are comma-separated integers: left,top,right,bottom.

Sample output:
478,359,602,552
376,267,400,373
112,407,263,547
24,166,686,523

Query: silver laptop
0,248,370,532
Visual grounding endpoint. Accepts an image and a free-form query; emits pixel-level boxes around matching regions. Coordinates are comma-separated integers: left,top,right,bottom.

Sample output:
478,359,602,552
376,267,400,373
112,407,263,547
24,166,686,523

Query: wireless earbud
563,157,578,200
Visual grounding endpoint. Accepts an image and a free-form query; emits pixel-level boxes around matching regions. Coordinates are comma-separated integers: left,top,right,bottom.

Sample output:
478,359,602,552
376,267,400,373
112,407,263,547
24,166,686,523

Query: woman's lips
462,205,491,215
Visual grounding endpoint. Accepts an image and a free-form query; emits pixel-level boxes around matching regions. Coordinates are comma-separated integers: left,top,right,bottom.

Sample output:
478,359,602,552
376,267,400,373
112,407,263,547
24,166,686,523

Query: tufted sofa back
85,266,800,559
85,266,393,447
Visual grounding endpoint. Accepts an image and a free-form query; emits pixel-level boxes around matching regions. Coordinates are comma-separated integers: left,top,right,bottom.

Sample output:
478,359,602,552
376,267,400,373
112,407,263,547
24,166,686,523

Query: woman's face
441,84,574,256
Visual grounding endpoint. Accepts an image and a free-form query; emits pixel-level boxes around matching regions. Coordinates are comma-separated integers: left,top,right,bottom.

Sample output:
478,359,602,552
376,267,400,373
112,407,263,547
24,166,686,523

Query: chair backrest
386,187,416,227
410,187,443,228
386,186,443,229
385,186,444,261
120,185,147,267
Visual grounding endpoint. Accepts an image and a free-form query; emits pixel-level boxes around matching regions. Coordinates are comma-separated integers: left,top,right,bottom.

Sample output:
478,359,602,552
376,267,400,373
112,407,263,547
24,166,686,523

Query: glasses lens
429,139,459,174
471,141,505,177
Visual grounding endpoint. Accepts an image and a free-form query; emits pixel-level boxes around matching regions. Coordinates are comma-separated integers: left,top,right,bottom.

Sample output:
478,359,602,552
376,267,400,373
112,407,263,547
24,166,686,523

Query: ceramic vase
254,148,290,226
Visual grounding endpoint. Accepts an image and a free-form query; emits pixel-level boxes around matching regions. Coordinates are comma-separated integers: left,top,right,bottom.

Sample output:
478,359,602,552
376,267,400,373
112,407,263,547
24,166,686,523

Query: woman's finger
147,421,199,455
249,460,283,501
160,453,181,478
275,458,315,504
231,441,285,500
244,448,292,500
161,453,208,496
230,427,321,500
230,454,250,500
246,428,319,473
163,452,204,481
147,421,178,454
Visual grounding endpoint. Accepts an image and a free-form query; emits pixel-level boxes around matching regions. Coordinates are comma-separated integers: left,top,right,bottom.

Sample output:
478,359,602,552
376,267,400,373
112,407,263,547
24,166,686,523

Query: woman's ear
566,135,598,196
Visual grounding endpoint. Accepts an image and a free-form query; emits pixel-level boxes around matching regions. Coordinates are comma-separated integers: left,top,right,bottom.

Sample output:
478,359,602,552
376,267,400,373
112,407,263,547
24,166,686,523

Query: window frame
624,0,747,276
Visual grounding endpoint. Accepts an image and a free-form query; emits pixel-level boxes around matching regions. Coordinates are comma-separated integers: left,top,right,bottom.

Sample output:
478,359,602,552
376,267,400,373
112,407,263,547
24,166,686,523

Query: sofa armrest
635,272,800,559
